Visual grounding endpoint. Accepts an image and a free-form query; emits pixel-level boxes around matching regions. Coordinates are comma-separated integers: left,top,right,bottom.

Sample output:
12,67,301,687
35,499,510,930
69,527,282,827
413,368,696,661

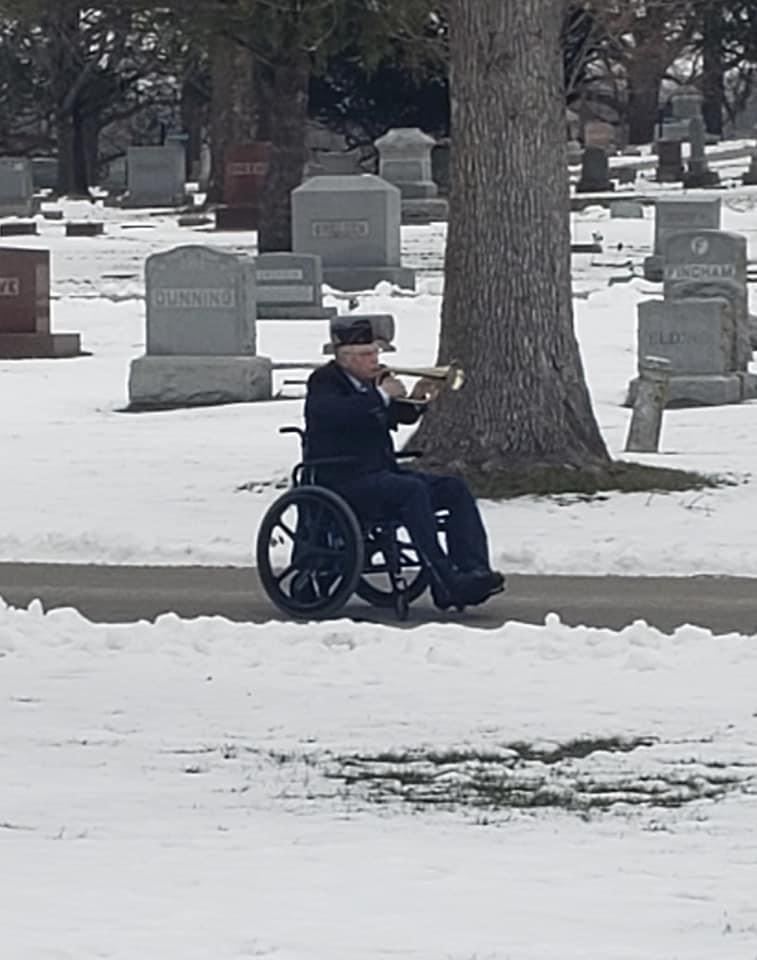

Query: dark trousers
336,469,491,579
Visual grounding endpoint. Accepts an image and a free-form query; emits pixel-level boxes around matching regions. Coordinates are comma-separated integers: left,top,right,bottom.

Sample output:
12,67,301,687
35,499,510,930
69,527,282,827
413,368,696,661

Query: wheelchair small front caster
393,577,409,621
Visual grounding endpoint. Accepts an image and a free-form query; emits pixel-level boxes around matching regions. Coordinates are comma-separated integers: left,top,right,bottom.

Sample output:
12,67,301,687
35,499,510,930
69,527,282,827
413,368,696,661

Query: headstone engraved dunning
255,252,336,320
291,174,415,291
627,230,756,407
643,197,721,281
128,245,271,407
374,127,448,224
0,248,81,358
576,146,613,193
0,157,35,217
124,144,186,207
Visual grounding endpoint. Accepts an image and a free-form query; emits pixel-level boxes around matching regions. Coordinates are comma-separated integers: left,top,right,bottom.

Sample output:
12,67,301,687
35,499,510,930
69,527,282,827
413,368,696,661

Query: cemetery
4,8,757,958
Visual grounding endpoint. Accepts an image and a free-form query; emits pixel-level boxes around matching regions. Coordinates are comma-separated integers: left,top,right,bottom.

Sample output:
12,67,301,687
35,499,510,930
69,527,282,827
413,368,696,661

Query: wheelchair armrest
279,426,305,439
396,450,423,460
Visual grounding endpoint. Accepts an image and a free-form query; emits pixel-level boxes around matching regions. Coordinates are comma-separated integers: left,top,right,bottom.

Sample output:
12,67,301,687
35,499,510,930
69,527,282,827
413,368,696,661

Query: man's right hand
377,372,407,399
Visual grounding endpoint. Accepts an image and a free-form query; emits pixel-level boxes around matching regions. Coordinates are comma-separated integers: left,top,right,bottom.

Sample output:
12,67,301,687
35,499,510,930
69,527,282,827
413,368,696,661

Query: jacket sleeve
387,398,425,428
305,373,388,430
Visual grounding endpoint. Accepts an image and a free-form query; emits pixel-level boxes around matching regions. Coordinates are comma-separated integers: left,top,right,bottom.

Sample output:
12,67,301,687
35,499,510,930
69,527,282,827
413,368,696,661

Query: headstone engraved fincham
216,141,272,231
0,247,81,358
128,245,272,408
291,174,415,291
627,230,756,407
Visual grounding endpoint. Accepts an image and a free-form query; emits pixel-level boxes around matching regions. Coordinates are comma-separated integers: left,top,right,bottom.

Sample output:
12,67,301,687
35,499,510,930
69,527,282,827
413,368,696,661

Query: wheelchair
255,426,452,621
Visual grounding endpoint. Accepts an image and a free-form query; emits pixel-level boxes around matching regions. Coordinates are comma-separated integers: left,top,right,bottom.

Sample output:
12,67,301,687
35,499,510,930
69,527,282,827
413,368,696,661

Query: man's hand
379,373,407,399
409,376,441,403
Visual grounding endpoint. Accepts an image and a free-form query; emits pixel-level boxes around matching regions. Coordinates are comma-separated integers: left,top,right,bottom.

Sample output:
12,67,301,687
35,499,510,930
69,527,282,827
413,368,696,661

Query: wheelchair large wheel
356,523,430,609
256,486,364,619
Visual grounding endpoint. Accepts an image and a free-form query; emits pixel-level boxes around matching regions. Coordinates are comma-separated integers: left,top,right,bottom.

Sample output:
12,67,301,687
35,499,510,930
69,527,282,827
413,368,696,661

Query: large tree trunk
257,53,309,252
208,33,258,203
410,0,609,492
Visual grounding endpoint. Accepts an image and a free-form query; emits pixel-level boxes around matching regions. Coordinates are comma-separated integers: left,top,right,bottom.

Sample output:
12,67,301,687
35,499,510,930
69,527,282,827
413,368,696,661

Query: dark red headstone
223,142,272,206
0,247,81,357
0,248,49,334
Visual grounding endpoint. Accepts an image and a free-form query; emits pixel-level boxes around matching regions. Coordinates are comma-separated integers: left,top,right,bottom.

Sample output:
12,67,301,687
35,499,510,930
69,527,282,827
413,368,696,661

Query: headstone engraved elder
575,146,613,193
216,141,271,231
0,248,81,358
255,252,336,320
374,127,448,224
291,174,415,291
128,245,271,408
123,144,186,207
0,157,35,217
643,196,721,281
627,230,755,407
683,116,720,188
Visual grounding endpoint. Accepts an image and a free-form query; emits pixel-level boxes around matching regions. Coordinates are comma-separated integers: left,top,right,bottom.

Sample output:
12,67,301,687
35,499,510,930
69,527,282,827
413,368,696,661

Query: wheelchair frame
255,426,449,621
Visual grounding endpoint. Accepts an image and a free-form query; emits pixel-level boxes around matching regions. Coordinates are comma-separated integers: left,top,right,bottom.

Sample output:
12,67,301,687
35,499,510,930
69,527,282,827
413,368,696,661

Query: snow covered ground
2,149,757,960
2,602,757,960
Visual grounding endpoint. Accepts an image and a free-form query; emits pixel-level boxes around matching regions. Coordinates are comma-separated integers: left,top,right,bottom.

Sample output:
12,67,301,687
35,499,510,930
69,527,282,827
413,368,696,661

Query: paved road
2,562,757,633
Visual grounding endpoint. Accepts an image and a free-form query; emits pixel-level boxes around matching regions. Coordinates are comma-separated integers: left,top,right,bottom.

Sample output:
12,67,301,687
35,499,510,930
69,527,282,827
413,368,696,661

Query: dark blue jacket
304,361,422,485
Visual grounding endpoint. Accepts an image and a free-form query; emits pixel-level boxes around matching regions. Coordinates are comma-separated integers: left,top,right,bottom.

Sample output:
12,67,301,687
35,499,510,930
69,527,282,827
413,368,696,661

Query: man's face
337,342,381,382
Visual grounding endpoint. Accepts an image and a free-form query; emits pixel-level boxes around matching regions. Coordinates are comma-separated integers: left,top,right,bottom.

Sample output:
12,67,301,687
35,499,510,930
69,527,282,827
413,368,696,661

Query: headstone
31,157,59,192
0,248,81,358
0,221,38,236
671,89,704,120
255,252,336,320
660,120,691,142
683,116,720,188
643,197,721,281
610,200,644,219
375,127,437,199
656,140,683,183
216,141,271,230
625,356,671,453
65,222,104,237
664,230,750,369
627,299,743,407
431,140,450,196
583,120,615,150
222,142,271,206
576,146,614,193
291,174,415,291
0,157,35,217
374,128,450,223
124,144,186,207
128,245,271,407
615,166,637,185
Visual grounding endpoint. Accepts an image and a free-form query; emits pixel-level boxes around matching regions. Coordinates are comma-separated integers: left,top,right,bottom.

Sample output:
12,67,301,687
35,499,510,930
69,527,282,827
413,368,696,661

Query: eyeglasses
345,346,379,358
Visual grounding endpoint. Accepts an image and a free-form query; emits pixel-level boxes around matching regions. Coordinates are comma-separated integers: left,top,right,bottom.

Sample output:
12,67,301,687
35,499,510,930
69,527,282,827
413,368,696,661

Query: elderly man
304,319,504,609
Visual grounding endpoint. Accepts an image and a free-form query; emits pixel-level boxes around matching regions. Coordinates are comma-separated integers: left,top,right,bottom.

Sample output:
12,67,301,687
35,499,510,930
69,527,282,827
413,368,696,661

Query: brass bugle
387,362,465,391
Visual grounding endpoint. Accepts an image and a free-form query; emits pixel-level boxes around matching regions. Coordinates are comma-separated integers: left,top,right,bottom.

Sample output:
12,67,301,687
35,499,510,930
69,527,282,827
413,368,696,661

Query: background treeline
1,0,756,201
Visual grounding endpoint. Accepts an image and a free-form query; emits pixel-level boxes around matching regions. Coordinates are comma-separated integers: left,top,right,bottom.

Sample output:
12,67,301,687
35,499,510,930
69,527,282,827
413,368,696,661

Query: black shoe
449,569,505,607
